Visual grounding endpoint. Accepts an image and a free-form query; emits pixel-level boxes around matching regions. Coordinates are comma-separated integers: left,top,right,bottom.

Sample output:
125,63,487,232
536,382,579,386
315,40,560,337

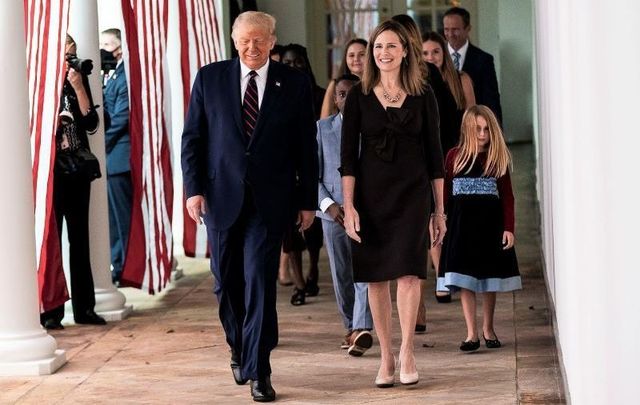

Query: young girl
438,105,521,352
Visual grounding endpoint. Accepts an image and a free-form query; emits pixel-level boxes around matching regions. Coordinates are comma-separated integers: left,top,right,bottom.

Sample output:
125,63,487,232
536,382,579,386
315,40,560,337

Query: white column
68,0,131,321
0,1,65,375
535,1,640,403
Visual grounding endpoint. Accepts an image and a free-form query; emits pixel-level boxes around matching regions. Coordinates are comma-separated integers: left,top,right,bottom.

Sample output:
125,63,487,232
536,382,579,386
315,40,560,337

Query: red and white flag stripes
24,0,70,312
121,0,174,293
177,0,223,258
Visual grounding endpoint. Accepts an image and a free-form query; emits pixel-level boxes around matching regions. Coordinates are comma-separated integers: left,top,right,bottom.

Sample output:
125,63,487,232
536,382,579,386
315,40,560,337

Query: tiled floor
0,144,565,404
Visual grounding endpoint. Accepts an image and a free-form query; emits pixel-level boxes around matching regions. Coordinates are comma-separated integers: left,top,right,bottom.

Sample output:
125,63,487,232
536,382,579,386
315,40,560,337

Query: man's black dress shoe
250,377,276,402
74,310,107,325
43,319,64,330
230,352,248,385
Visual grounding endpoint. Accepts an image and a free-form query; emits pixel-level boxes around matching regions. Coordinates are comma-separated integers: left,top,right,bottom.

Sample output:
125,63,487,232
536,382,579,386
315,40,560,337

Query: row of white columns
0,0,130,376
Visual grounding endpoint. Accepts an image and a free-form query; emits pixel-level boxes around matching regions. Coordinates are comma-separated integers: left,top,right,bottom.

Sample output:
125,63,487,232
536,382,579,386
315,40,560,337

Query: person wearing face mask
181,11,317,402
101,28,132,286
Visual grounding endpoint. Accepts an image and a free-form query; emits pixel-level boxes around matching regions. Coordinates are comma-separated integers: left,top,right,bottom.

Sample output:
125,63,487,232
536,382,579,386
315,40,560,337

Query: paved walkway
0,144,565,404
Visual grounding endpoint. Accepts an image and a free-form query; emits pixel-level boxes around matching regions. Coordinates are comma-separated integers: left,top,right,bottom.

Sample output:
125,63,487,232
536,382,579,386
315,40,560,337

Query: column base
0,350,66,376
94,286,128,315
97,304,133,322
171,267,184,282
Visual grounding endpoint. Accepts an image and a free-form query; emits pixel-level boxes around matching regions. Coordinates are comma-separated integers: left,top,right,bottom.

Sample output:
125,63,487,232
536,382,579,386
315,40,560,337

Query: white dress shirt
448,40,470,71
240,59,269,108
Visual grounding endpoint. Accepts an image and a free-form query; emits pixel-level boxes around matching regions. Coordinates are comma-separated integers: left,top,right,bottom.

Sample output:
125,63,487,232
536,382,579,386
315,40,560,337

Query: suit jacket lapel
228,59,245,139
248,62,283,148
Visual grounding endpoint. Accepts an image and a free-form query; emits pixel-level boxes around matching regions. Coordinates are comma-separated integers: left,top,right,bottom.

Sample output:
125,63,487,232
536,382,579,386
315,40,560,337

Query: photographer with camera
40,34,106,330
100,28,131,286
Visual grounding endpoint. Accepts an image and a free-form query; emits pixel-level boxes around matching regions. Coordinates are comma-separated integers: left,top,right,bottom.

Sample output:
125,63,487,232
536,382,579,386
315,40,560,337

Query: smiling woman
340,18,446,390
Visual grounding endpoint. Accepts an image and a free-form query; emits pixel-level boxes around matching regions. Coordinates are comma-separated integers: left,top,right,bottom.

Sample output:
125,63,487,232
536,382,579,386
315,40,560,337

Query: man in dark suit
181,11,318,402
101,28,132,285
443,7,503,123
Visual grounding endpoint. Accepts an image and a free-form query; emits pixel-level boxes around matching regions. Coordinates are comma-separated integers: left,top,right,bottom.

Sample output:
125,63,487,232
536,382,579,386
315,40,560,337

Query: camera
66,54,93,75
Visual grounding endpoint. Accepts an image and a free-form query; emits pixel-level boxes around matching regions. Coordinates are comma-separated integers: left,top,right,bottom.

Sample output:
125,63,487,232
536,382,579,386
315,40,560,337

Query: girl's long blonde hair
454,105,511,177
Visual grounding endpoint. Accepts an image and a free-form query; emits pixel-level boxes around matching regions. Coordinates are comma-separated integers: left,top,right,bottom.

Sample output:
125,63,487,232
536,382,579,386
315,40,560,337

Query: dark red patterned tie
242,70,259,138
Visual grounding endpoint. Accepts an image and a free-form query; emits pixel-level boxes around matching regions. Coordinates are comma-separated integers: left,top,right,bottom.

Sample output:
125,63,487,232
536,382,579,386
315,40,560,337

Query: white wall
534,1,640,403
257,0,307,45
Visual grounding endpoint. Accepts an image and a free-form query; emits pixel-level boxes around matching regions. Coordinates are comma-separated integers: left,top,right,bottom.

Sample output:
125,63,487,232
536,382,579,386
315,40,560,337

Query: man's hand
297,210,315,232
326,203,345,227
186,195,206,224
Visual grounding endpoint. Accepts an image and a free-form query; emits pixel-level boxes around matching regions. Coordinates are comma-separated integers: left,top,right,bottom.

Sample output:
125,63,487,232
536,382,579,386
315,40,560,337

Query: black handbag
55,147,102,181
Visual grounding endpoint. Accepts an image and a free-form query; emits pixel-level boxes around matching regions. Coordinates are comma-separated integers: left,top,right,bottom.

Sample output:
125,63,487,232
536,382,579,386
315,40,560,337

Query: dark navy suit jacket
181,58,318,233
462,43,503,123
103,62,130,175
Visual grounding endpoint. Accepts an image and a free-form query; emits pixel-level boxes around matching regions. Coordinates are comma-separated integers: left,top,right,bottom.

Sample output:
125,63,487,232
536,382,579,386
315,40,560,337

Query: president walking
181,11,318,403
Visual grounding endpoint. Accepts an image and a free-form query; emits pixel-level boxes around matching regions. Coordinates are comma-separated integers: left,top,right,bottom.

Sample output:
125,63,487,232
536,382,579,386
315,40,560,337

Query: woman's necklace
381,82,402,103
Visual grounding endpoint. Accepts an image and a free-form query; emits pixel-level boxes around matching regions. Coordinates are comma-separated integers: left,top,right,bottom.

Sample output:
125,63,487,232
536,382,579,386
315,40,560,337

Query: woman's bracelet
430,213,447,220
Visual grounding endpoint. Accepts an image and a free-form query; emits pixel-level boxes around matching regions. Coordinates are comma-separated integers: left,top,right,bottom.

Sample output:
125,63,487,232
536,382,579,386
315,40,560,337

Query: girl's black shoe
290,288,306,306
459,339,480,352
483,334,502,349
434,291,452,303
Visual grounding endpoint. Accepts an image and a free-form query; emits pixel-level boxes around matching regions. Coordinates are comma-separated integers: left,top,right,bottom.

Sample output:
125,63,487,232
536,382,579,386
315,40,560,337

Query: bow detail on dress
365,107,412,162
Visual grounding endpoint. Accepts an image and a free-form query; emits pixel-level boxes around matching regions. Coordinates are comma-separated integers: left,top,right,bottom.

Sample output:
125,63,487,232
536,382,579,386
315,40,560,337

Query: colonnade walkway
1,144,565,404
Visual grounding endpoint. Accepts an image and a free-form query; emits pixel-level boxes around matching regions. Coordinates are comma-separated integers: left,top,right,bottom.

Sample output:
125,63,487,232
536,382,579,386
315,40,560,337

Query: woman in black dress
279,43,325,304
341,20,446,387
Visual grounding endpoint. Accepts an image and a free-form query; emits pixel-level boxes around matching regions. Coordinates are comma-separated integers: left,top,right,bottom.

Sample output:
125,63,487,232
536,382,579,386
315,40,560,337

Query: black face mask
100,48,118,72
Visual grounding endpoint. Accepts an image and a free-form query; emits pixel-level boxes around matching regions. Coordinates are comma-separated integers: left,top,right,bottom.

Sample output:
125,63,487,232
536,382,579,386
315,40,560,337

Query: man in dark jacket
443,7,503,123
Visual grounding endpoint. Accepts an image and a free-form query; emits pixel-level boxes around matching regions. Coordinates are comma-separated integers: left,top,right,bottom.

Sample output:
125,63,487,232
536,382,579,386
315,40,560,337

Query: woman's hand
343,205,361,243
502,231,515,249
429,213,447,247
67,68,84,91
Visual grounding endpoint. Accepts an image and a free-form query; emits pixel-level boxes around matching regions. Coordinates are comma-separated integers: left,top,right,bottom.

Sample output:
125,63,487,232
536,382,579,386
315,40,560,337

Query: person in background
439,105,520,352
443,6,502,123
317,73,373,356
320,38,367,118
391,13,459,332
101,28,132,286
280,43,325,305
341,20,445,388
41,34,106,330
422,30,476,304
269,43,283,62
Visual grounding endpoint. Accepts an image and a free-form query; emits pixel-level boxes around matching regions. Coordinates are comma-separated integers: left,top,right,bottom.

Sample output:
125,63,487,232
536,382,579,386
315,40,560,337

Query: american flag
120,0,174,293
176,0,224,258
25,0,71,312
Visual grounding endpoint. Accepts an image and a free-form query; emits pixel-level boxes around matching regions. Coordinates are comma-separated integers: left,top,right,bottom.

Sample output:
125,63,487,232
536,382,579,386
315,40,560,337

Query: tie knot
249,70,257,78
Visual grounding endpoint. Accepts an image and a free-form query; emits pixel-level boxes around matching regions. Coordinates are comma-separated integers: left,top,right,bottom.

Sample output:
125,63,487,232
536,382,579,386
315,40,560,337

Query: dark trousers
41,173,96,324
107,172,132,282
206,188,283,380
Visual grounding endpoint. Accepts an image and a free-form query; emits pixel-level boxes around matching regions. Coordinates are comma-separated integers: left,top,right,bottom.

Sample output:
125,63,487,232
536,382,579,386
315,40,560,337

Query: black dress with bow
340,83,444,282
